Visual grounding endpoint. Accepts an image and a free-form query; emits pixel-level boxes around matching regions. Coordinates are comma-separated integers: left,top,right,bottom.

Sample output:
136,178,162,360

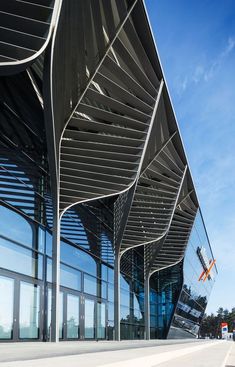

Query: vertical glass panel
120,289,130,308
67,294,79,339
0,276,14,339
47,261,82,291
108,302,114,321
85,299,95,339
38,227,45,253
47,258,52,282
101,264,108,281
59,292,63,339
84,274,97,296
47,288,51,339
61,242,96,276
0,238,43,279
97,302,106,339
46,231,52,256
61,264,81,291
0,205,33,247
101,281,107,299
108,284,114,302
19,282,40,339
47,289,63,339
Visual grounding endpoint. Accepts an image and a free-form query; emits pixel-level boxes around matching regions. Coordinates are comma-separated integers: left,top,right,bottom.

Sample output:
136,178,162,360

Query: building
0,0,217,342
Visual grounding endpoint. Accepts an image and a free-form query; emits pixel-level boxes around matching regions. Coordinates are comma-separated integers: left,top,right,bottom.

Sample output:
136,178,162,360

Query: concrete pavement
0,340,234,367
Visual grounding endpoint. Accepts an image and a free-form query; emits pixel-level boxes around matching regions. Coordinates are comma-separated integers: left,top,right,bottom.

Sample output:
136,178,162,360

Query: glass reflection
67,294,79,339
84,274,97,296
0,276,14,339
85,299,95,339
61,242,96,276
0,205,33,247
19,282,40,339
0,237,43,279
61,264,81,291
97,302,106,339
172,211,217,338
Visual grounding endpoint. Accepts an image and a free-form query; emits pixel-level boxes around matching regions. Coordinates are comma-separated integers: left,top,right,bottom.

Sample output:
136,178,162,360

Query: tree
200,306,235,337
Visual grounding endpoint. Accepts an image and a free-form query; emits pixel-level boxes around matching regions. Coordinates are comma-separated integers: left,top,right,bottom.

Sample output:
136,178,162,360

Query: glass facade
0,198,216,342
0,199,115,341
0,197,216,342
168,211,217,338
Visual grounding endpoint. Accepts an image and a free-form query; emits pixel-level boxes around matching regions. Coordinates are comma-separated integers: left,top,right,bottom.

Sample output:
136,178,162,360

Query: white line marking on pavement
99,341,223,367
220,343,233,367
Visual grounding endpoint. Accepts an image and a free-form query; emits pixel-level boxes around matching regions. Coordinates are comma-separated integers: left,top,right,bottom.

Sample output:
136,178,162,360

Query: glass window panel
47,288,51,339
107,321,114,340
108,284,114,302
85,299,95,339
59,292,63,339
120,289,130,308
134,294,141,311
0,238,43,279
108,302,114,321
0,205,33,247
108,267,114,283
47,260,82,292
61,242,96,276
47,258,52,282
120,275,130,291
46,231,52,256
67,294,79,339
97,302,106,339
38,227,45,253
19,282,40,339
61,264,81,291
0,276,14,339
120,306,130,322
101,281,107,299
84,274,97,296
101,264,108,281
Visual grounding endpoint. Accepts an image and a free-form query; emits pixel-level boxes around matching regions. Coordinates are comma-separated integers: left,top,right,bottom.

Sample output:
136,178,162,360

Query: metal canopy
0,0,208,342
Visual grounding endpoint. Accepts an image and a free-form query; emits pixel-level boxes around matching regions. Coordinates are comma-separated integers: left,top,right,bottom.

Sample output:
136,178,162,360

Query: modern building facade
0,0,217,342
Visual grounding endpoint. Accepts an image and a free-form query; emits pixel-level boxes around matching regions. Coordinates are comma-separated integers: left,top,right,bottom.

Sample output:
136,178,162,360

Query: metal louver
0,0,60,75
146,173,198,275
57,1,161,213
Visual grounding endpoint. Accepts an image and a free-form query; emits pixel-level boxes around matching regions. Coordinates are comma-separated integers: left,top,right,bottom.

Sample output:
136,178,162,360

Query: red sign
221,323,228,328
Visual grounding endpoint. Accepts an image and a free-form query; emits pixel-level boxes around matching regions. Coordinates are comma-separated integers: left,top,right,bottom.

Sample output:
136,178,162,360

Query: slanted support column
51,199,60,342
114,250,121,341
144,274,150,340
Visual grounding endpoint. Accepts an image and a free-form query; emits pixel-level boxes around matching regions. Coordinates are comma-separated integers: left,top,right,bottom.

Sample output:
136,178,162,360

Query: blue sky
145,0,235,314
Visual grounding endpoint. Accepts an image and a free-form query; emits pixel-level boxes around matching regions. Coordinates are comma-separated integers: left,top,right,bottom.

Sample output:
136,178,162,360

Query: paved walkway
0,339,234,367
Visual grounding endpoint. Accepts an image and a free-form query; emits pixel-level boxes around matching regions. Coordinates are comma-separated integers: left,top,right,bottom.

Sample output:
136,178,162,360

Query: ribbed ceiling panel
147,174,198,274
0,0,58,75
59,2,161,212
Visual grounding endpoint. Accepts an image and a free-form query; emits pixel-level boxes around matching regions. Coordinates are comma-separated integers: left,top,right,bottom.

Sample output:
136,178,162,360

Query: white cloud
204,36,235,81
192,65,204,83
175,36,235,93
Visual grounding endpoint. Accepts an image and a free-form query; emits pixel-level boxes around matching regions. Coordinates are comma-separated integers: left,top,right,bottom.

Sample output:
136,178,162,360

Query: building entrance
0,271,42,342
47,287,106,341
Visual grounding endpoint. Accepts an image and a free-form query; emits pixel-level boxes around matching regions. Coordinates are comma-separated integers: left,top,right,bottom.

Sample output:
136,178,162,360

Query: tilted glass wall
149,262,183,339
168,211,217,338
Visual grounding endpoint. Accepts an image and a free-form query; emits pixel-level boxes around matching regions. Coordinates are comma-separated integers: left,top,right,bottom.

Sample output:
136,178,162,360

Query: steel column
114,250,121,341
51,197,60,342
144,274,150,340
